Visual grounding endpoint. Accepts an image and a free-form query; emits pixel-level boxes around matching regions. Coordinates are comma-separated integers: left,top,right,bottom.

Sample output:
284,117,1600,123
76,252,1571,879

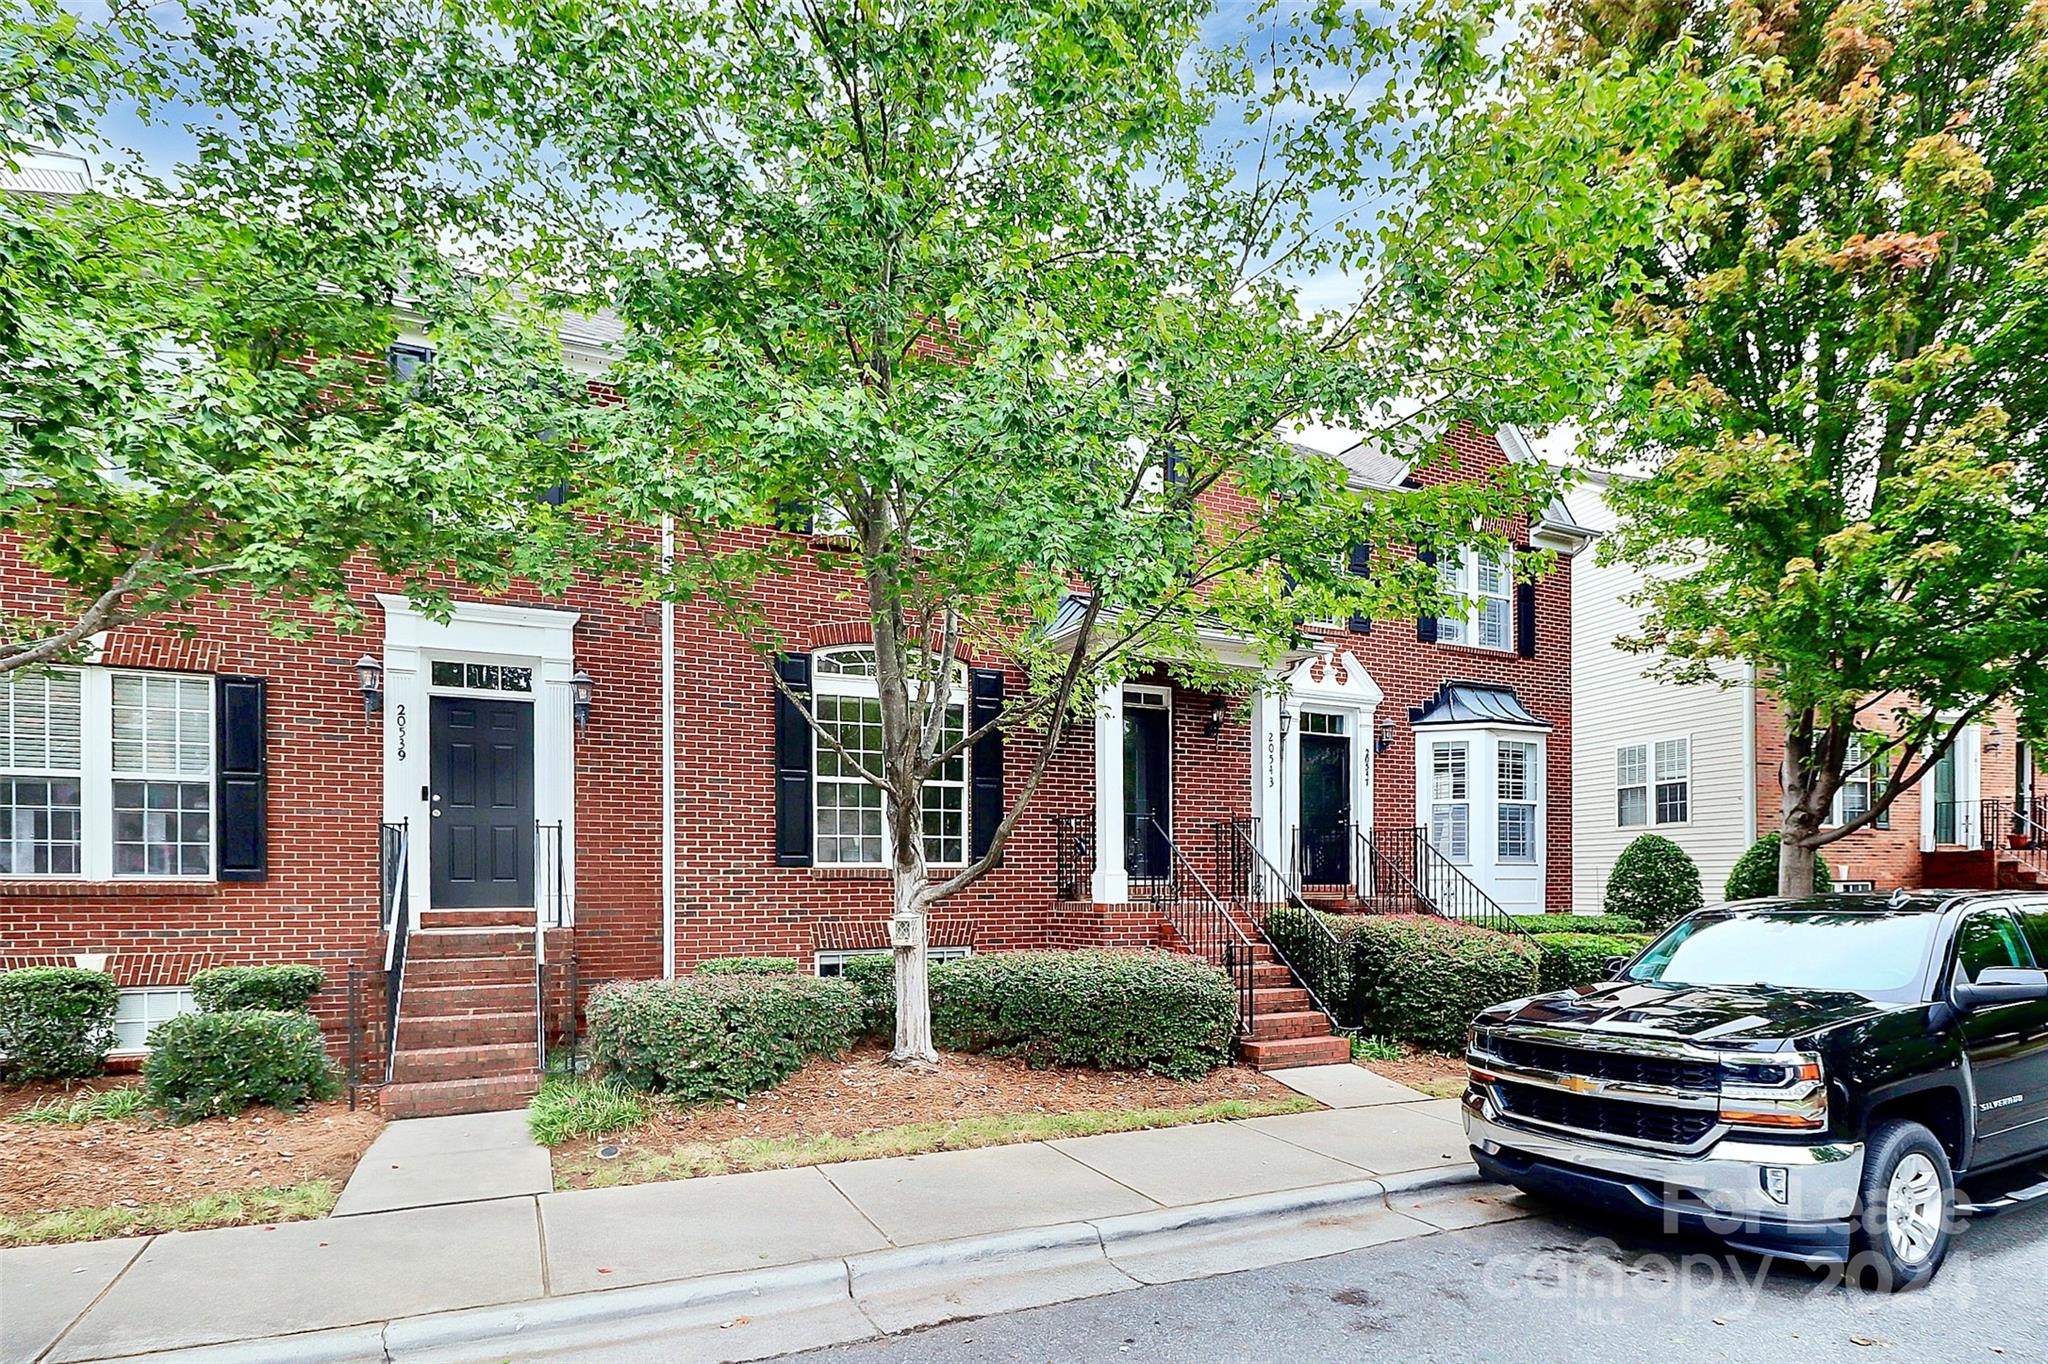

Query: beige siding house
1567,477,1758,912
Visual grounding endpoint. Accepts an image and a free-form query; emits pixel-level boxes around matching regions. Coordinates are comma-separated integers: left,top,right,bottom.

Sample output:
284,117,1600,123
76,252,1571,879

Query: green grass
0,1181,339,1248
528,1075,652,1146
5,1086,152,1125
554,1095,1320,1189
1348,1034,1404,1064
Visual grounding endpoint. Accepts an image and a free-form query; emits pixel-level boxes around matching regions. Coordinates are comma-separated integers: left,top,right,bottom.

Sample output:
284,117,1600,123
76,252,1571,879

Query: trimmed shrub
142,1010,339,1121
929,950,1236,1079
189,965,326,1013
1536,933,1654,993
693,956,800,977
1519,913,1648,937
1604,834,1703,931
1725,834,1833,901
0,966,119,1081
1337,916,1542,1053
842,954,897,1039
586,974,863,1102
1263,906,1358,1019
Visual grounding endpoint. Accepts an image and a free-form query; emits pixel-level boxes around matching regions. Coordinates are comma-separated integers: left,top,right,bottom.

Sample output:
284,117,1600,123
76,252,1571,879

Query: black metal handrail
1985,798,2048,880
1140,818,1258,1037
345,966,365,1110
1356,825,1428,915
533,821,568,1066
379,820,412,1085
1364,824,1529,937
1052,813,1093,902
1217,817,1349,1026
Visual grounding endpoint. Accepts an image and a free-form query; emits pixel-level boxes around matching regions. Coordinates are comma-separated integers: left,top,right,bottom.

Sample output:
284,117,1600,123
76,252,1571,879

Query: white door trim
377,595,581,923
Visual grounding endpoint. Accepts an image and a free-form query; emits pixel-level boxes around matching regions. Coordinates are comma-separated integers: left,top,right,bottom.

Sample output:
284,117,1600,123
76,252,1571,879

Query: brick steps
1246,1010,1335,1041
401,1010,536,1049
401,982,533,1014
403,954,534,987
379,1071,543,1119
1238,1034,1354,1068
419,908,534,929
390,1041,535,1084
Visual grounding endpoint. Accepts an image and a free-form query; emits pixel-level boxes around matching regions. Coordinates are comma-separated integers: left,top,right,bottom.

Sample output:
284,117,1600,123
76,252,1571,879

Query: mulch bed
0,1078,384,1218
1357,1045,1468,1099
554,1044,1299,1168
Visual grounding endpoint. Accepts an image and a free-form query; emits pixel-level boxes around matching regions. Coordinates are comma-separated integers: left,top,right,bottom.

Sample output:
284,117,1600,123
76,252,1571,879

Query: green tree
1725,834,1832,903
0,6,591,673
168,0,1715,1061
1559,0,2048,894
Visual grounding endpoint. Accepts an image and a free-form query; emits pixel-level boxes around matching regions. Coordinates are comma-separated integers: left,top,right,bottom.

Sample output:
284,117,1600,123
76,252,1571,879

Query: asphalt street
787,1198,2048,1363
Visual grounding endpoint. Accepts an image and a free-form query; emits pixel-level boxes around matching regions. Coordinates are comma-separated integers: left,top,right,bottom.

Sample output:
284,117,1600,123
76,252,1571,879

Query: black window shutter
215,675,268,881
1516,581,1538,658
1415,548,1438,643
774,655,814,866
1346,542,1373,633
969,668,1005,863
772,499,815,535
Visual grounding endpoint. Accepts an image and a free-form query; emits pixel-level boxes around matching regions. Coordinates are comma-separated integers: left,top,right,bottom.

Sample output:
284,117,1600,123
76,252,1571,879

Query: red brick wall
0,422,1577,1048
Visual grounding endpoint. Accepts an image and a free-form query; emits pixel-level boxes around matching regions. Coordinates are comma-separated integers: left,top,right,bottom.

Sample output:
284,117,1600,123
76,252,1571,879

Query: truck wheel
1851,1119,1955,1291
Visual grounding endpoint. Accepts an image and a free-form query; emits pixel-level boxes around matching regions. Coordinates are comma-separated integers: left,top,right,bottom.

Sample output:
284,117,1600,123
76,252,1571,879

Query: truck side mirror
1952,967,2048,1010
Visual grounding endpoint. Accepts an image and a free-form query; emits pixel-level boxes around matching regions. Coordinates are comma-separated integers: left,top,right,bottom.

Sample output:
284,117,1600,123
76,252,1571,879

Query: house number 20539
394,704,408,761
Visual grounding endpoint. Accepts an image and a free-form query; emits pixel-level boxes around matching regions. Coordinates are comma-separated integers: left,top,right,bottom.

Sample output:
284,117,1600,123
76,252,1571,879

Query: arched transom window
811,646,968,867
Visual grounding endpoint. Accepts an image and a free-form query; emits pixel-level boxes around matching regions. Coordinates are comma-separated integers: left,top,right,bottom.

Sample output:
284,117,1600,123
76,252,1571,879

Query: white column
1253,690,1287,877
1092,685,1128,903
536,657,579,924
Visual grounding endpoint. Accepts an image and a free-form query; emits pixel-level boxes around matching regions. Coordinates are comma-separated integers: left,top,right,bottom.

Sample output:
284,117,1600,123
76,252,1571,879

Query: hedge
1536,933,1654,993
1518,913,1649,937
189,965,326,1013
694,957,800,976
930,950,1235,1079
0,966,119,1081
1725,834,1833,901
841,954,897,1038
586,974,863,1102
142,1010,339,1121
1274,914,1539,1053
1604,834,1703,931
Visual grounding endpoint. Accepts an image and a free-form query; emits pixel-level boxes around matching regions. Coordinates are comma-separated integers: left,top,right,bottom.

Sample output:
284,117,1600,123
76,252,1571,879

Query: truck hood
1481,981,1896,1051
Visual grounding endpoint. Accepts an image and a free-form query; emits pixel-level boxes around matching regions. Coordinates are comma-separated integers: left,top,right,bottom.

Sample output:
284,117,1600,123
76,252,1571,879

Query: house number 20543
394,704,408,761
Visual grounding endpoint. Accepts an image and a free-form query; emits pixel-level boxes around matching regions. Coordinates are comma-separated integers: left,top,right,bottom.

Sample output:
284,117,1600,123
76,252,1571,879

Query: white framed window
815,945,973,977
1,668,84,875
1,668,213,880
1497,740,1538,861
1653,738,1690,825
1430,741,1470,860
812,646,969,867
1830,734,1890,829
1435,550,1513,651
1616,743,1649,827
1300,711,1347,736
112,986,197,1053
428,659,534,694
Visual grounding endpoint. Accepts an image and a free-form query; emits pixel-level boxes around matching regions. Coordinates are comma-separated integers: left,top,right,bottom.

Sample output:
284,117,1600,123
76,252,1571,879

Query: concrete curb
77,1170,1506,1363
847,1222,1135,1333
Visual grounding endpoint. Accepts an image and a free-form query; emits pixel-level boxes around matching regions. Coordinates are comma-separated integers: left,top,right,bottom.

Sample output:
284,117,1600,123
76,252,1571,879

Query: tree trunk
1778,706,1825,898
890,854,938,1064
1778,825,1820,897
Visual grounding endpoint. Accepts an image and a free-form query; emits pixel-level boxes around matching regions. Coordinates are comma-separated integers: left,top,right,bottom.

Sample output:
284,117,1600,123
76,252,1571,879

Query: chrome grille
1495,1081,1719,1148
1488,1036,1720,1092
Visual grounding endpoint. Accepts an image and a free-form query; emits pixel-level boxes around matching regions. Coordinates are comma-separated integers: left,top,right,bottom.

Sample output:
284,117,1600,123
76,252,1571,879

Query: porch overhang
1409,680,1552,731
1042,594,1316,673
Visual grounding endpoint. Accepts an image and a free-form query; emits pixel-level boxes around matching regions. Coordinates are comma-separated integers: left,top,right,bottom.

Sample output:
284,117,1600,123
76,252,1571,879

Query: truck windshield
1626,911,1938,998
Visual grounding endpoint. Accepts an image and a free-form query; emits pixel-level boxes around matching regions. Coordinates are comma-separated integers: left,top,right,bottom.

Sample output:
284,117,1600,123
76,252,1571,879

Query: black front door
1124,705,1171,880
1300,732,1352,884
429,696,535,908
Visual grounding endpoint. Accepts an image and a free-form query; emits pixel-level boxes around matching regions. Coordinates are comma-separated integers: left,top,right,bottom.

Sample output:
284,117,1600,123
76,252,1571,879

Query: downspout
661,514,677,979
1741,662,1758,848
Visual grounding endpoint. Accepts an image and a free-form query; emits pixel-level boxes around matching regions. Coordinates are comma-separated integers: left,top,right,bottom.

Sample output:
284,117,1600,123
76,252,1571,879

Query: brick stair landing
381,923,543,1119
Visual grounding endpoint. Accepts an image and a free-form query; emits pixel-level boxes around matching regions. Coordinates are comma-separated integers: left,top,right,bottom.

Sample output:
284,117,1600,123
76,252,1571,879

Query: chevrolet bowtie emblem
1559,1075,1600,1094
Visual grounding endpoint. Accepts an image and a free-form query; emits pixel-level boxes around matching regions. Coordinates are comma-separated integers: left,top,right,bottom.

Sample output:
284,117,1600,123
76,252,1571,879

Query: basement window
814,946,973,977
113,986,197,1053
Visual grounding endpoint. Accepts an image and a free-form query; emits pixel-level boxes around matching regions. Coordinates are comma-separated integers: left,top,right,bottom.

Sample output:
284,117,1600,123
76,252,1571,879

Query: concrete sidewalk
1,1067,1512,1364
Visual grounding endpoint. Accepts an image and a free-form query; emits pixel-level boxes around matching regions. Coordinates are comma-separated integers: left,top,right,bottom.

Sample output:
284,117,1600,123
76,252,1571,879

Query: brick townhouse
2,326,1591,1110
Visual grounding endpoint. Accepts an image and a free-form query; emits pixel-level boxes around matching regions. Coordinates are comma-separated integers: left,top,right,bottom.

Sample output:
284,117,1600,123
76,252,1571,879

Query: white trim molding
1257,650,1384,875
377,595,582,923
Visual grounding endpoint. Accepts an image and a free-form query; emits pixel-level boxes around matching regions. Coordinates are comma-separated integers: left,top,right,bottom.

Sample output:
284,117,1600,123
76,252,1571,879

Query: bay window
1430,741,1470,860
1497,740,1538,861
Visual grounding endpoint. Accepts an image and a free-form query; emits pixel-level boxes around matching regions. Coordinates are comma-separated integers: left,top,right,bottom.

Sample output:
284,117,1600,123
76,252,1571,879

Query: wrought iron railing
542,951,581,1075
1217,817,1350,1026
1984,798,2048,881
1138,818,1258,1036
1294,825,1353,889
1052,813,1093,902
1930,799,1982,849
1355,826,1427,915
533,821,569,1065
1363,824,1529,937
345,965,367,1110
379,820,412,1084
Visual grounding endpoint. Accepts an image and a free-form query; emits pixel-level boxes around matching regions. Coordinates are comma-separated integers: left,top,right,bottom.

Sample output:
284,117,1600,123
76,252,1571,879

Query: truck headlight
1718,1051,1827,1132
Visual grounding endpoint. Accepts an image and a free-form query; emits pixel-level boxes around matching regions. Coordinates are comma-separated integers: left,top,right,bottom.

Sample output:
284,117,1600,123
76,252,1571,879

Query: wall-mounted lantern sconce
355,656,384,716
1278,712,1292,737
1985,725,2002,753
1205,698,1228,737
1374,717,1398,755
571,669,595,732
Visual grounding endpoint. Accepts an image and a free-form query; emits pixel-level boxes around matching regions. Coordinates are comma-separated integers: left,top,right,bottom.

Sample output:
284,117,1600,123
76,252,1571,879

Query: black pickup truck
1463,890,2048,1289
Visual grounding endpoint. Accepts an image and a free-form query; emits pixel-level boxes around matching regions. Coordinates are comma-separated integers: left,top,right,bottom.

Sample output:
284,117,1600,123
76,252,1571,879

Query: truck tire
1851,1119,1955,1291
